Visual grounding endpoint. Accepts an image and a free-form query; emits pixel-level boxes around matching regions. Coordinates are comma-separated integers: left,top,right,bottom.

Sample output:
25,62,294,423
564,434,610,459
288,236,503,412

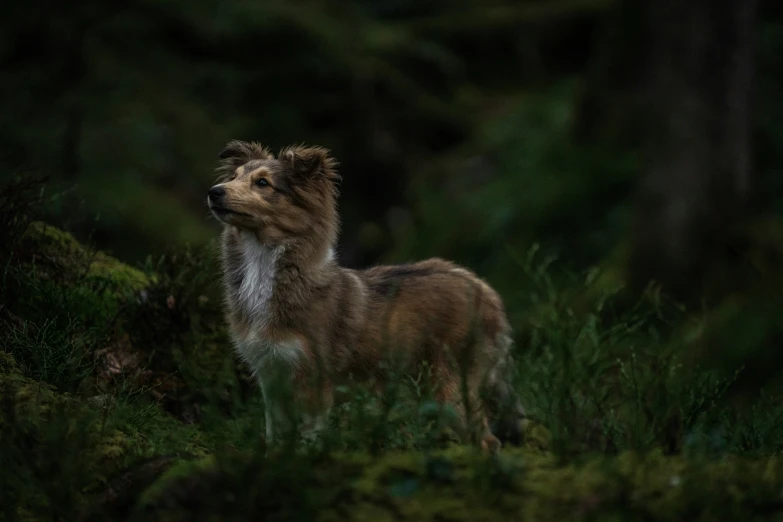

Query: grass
3,174,783,521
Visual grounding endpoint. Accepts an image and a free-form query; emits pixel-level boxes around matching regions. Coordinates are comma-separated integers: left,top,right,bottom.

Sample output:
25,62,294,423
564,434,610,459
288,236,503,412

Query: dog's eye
255,178,270,188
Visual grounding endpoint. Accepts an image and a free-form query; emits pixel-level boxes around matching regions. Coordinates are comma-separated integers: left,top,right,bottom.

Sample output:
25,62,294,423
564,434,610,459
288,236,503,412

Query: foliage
3,176,783,520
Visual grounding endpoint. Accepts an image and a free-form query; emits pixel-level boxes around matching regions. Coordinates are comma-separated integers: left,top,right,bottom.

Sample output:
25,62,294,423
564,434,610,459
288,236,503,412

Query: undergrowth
3,175,783,521
511,247,781,460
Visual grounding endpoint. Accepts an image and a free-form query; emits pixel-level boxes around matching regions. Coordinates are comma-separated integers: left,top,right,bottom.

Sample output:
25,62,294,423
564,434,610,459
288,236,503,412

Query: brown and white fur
208,140,526,452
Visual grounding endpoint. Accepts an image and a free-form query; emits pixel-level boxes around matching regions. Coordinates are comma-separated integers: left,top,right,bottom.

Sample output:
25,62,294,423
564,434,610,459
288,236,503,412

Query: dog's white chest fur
227,232,311,445
236,233,280,330
231,232,302,376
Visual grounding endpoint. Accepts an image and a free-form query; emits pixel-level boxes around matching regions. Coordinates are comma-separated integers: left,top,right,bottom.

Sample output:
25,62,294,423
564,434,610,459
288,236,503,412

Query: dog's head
208,140,341,245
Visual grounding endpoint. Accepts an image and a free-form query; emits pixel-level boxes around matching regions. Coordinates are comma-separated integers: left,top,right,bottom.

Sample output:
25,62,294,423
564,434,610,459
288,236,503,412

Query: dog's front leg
259,376,298,448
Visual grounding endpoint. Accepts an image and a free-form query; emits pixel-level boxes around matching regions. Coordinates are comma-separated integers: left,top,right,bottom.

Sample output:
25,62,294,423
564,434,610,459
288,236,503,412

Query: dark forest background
4,0,779,279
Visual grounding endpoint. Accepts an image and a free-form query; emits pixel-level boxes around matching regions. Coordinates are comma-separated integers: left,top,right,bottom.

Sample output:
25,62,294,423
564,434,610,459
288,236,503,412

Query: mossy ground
4,177,783,521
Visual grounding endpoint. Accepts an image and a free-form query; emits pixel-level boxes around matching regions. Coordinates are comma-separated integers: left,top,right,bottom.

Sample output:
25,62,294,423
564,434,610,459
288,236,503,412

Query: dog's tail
482,334,528,445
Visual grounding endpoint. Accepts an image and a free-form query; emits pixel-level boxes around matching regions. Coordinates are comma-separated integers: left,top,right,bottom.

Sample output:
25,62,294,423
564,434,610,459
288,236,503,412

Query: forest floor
4,176,783,522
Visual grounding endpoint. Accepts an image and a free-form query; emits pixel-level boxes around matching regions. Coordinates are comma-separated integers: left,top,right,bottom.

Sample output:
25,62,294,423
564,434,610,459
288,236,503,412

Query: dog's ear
279,145,340,182
216,140,273,179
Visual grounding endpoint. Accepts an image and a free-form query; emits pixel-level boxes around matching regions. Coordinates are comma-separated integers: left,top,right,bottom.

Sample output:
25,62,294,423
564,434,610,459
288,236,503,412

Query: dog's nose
208,185,225,200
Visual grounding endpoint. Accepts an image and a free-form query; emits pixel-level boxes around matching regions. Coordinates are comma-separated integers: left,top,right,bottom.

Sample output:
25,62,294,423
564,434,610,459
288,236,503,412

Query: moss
22,220,151,292
0,351,74,429
136,455,220,508
0,352,132,463
520,420,553,452
130,447,783,521
24,219,87,256
112,401,213,460
0,350,22,377
0,352,142,519
88,251,152,292
7,221,152,332
0,350,208,520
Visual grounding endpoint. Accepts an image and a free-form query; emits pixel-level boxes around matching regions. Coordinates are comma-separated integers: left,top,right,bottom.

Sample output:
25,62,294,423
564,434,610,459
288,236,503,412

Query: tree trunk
629,0,758,298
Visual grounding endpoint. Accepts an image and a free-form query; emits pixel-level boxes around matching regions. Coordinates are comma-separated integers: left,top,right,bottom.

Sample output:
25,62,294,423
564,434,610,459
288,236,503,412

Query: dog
208,140,526,452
